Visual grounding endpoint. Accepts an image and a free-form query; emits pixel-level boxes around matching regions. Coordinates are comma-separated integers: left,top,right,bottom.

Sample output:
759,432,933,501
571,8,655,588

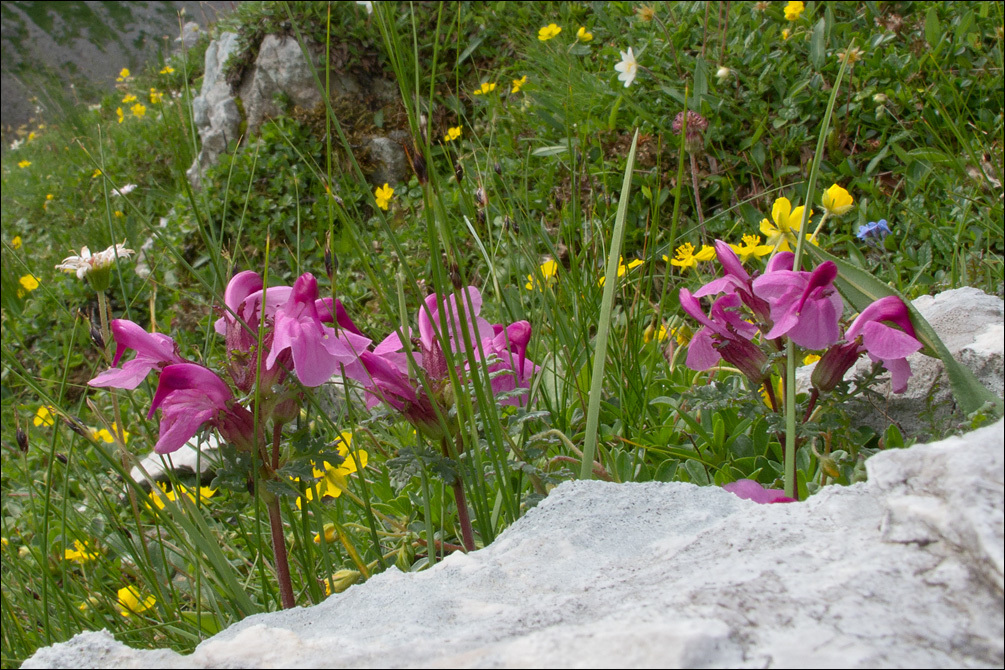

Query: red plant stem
267,496,296,609
802,388,820,423
442,437,476,552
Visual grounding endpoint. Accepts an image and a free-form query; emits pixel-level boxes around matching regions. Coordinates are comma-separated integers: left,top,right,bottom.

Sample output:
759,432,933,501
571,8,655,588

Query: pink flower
723,479,796,504
266,273,371,387
679,289,768,384
845,296,922,393
148,364,257,454
693,240,772,323
89,320,186,390
752,260,843,350
481,321,539,407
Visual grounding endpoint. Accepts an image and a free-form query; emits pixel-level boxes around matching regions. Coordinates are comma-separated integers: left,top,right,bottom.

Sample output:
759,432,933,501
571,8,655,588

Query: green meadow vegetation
1,1,1002,665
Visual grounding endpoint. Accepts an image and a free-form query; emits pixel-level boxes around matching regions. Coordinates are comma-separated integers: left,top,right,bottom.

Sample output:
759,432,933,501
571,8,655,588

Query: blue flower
857,219,892,243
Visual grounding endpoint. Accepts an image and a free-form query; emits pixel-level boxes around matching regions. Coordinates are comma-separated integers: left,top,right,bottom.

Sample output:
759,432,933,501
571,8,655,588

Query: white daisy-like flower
9,138,24,151
615,47,638,88
111,184,136,197
56,243,134,288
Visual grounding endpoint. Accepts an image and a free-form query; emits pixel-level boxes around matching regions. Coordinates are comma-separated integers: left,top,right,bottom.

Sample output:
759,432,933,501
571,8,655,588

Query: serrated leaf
804,244,1002,416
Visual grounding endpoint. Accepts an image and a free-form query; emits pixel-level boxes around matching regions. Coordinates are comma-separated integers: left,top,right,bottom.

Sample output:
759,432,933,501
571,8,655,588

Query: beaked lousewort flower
844,296,922,393
147,364,259,454
363,287,538,437
723,479,795,503
679,289,770,386
692,240,772,325
752,259,843,350
89,319,186,390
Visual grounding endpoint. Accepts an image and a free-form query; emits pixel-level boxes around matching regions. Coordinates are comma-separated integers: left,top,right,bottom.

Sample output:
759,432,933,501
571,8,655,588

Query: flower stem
266,495,296,609
783,340,798,500
441,437,475,552
689,152,707,239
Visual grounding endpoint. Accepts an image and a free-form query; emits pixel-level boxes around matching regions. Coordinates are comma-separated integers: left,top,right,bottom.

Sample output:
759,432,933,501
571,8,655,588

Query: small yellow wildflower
64,540,99,564
114,210,124,218
130,103,146,118
1,537,8,550
538,23,562,41
149,88,164,104
760,197,813,252
729,234,773,263
92,168,102,178
784,1,804,21
803,353,821,365
17,160,31,169
472,82,497,95
576,26,593,42
374,183,394,210
18,275,40,295
443,126,462,142
159,65,174,75
664,242,716,271
117,585,155,617
643,324,668,344
33,406,55,427
91,423,129,444
28,131,37,142
294,432,367,509
148,483,216,511
116,107,124,124
525,259,559,291
116,68,131,82
511,75,527,94
821,184,853,216
323,569,362,595
781,28,791,40
313,522,337,544
12,235,22,249
598,256,644,286
122,94,137,104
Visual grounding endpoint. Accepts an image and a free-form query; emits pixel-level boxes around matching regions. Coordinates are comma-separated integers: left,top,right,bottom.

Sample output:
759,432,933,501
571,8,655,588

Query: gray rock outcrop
187,32,408,187
24,420,1005,668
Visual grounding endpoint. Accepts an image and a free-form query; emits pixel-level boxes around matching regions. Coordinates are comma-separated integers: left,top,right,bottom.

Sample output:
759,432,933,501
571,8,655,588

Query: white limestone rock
186,32,242,186
24,420,1004,669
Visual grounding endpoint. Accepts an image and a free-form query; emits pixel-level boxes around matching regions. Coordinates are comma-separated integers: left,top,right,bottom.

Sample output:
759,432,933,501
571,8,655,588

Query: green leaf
925,6,942,47
456,35,485,65
810,18,826,70
692,58,709,106
804,244,1003,416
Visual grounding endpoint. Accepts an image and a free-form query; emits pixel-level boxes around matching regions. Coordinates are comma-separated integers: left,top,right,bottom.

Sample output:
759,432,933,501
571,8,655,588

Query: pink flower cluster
90,272,538,454
679,241,923,395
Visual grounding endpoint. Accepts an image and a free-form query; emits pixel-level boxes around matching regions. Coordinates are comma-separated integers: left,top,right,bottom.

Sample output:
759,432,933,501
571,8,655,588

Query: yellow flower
149,88,164,104
803,353,821,365
598,256,644,286
576,26,593,42
511,76,527,94
114,210,124,218
122,94,137,103
665,242,716,271
12,235,22,249
116,68,131,81
323,569,362,595
443,126,462,142
525,259,559,291
91,423,129,444
17,160,31,168
313,522,337,545
1,537,8,550
130,103,146,118
64,540,99,564
375,183,394,210
784,1,804,21
781,28,791,40
729,234,774,263
33,406,55,427
116,107,124,124
28,131,37,142
761,376,784,409
294,432,367,509
159,65,174,74
92,168,102,178
538,23,562,41
472,82,497,95
760,197,812,252
117,585,155,617
821,184,853,216
148,483,216,511
643,324,668,344
837,47,864,65
19,274,40,293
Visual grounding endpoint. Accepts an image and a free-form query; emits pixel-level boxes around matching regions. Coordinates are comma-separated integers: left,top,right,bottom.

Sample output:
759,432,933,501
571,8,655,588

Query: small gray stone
365,136,408,186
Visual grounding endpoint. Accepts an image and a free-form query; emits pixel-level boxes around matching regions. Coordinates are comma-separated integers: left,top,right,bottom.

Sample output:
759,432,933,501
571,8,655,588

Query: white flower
111,184,136,197
615,47,638,88
56,243,134,281
9,138,23,151
356,1,373,14
716,66,731,83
